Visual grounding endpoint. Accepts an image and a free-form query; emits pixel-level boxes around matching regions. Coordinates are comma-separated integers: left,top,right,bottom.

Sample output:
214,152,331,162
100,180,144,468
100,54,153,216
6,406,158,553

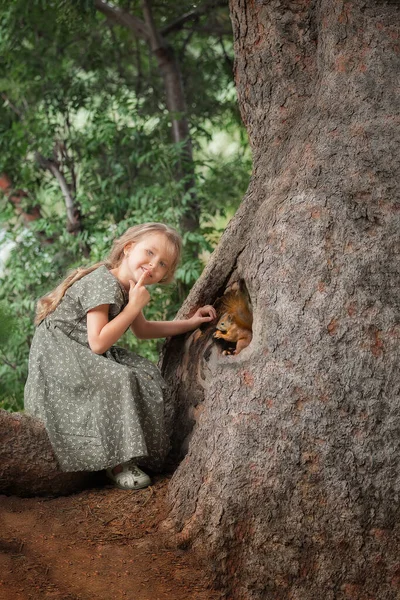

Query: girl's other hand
189,305,217,329
128,272,151,310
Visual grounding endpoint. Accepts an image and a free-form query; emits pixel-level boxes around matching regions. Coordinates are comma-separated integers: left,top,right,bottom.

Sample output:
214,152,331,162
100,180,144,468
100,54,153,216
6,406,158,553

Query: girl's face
123,232,176,285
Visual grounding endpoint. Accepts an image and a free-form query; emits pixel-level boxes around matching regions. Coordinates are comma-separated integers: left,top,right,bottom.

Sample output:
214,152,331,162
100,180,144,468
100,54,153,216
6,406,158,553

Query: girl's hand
189,305,217,329
128,272,151,311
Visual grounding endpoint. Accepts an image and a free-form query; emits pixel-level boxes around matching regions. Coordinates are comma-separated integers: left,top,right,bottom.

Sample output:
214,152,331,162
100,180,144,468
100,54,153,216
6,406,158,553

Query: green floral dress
24,266,169,473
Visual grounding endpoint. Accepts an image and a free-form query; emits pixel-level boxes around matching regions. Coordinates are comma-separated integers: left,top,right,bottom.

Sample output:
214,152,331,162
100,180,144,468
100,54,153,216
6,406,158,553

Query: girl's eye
147,250,153,256
160,262,166,268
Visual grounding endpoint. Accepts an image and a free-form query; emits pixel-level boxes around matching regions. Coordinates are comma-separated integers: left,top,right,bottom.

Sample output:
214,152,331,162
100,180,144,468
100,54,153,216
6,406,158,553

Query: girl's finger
206,307,216,319
136,271,148,287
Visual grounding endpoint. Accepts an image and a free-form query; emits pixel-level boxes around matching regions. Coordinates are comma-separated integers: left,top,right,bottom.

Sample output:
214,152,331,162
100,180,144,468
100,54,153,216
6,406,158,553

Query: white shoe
106,462,151,490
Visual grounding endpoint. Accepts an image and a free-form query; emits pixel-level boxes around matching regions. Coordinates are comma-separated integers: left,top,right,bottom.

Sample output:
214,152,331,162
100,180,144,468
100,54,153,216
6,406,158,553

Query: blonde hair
35,222,182,325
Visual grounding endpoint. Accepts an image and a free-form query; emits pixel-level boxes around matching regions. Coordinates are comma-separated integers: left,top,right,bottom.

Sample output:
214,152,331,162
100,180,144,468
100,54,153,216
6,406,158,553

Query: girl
24,222,216,490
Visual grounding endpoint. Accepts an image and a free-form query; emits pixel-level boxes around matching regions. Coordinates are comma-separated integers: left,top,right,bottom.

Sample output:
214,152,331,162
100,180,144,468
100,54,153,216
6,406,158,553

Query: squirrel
213,288,253,355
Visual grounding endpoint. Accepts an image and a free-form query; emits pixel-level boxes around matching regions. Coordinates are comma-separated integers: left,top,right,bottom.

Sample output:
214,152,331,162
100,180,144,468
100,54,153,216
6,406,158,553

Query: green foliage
0,300,30,411
0,0,251,410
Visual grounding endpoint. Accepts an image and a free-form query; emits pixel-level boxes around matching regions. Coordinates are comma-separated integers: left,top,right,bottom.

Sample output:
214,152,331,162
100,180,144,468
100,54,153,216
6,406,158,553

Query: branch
63,117,77,196
134,35,144,99
34,153,80,232
160,0,229,37
219,36,234,72
2,92,82,234
93,0,149,41
140,0,165,52
0,351,17,370
1,93,25,120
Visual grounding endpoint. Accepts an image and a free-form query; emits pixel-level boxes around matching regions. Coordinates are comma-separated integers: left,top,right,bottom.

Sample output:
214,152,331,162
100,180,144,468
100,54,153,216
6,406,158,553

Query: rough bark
0,410,98,497
162,1,400,599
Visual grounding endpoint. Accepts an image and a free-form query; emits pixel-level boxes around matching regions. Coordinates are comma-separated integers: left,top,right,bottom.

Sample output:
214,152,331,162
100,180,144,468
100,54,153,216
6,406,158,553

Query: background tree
0,0,251,409
161,1,400,598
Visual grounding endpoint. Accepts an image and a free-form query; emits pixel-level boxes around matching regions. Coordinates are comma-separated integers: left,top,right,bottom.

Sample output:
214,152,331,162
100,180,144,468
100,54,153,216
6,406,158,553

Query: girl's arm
87,272,150,354
130,305,217,340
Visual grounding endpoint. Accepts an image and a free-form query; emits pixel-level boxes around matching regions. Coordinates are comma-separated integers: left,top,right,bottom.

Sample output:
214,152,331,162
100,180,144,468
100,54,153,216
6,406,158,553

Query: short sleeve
72,266,126,314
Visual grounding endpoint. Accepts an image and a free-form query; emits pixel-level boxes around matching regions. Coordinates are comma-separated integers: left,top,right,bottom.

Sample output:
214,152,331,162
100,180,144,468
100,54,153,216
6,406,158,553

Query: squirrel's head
214,312,233,334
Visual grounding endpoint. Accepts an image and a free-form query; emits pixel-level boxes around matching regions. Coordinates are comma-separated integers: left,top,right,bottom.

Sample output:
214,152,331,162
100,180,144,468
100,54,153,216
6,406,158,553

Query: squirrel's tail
220,290,253,331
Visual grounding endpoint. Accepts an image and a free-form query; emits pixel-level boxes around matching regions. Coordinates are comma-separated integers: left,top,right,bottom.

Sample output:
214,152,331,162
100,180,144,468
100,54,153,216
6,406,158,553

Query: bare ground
0,475,221,600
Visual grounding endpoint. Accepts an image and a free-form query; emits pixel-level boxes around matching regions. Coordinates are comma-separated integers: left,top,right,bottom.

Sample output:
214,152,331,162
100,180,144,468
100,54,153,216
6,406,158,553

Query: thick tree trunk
162,1,400,598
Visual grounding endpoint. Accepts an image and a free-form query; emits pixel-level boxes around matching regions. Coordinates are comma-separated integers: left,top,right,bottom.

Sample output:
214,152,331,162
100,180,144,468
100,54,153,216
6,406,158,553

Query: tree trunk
161,1,400,598
0,410,99,496
95,0,199,232
140,0,199,233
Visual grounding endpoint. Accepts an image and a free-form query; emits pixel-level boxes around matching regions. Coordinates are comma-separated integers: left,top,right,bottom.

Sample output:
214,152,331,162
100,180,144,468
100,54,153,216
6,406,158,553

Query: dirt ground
0,476,221,600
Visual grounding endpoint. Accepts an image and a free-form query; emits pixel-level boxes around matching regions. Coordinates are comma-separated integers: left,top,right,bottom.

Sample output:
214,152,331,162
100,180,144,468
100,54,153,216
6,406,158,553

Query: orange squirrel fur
213,290,253,355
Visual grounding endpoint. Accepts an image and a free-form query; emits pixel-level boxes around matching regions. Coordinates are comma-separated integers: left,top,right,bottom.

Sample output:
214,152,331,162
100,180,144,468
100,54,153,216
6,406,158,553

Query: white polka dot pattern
24,266,169,473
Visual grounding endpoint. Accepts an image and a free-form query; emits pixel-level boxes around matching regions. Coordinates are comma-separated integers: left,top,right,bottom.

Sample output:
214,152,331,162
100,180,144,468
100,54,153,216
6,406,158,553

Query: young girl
24,222,216,490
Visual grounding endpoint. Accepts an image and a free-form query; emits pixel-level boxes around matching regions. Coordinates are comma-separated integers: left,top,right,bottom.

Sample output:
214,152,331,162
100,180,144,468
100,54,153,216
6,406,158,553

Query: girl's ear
123,242,133,256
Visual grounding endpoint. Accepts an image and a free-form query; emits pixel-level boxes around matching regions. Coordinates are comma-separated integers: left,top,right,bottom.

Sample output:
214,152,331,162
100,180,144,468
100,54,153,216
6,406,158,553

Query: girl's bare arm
130,306,217,340
87,303,143,354
87,272,150,354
